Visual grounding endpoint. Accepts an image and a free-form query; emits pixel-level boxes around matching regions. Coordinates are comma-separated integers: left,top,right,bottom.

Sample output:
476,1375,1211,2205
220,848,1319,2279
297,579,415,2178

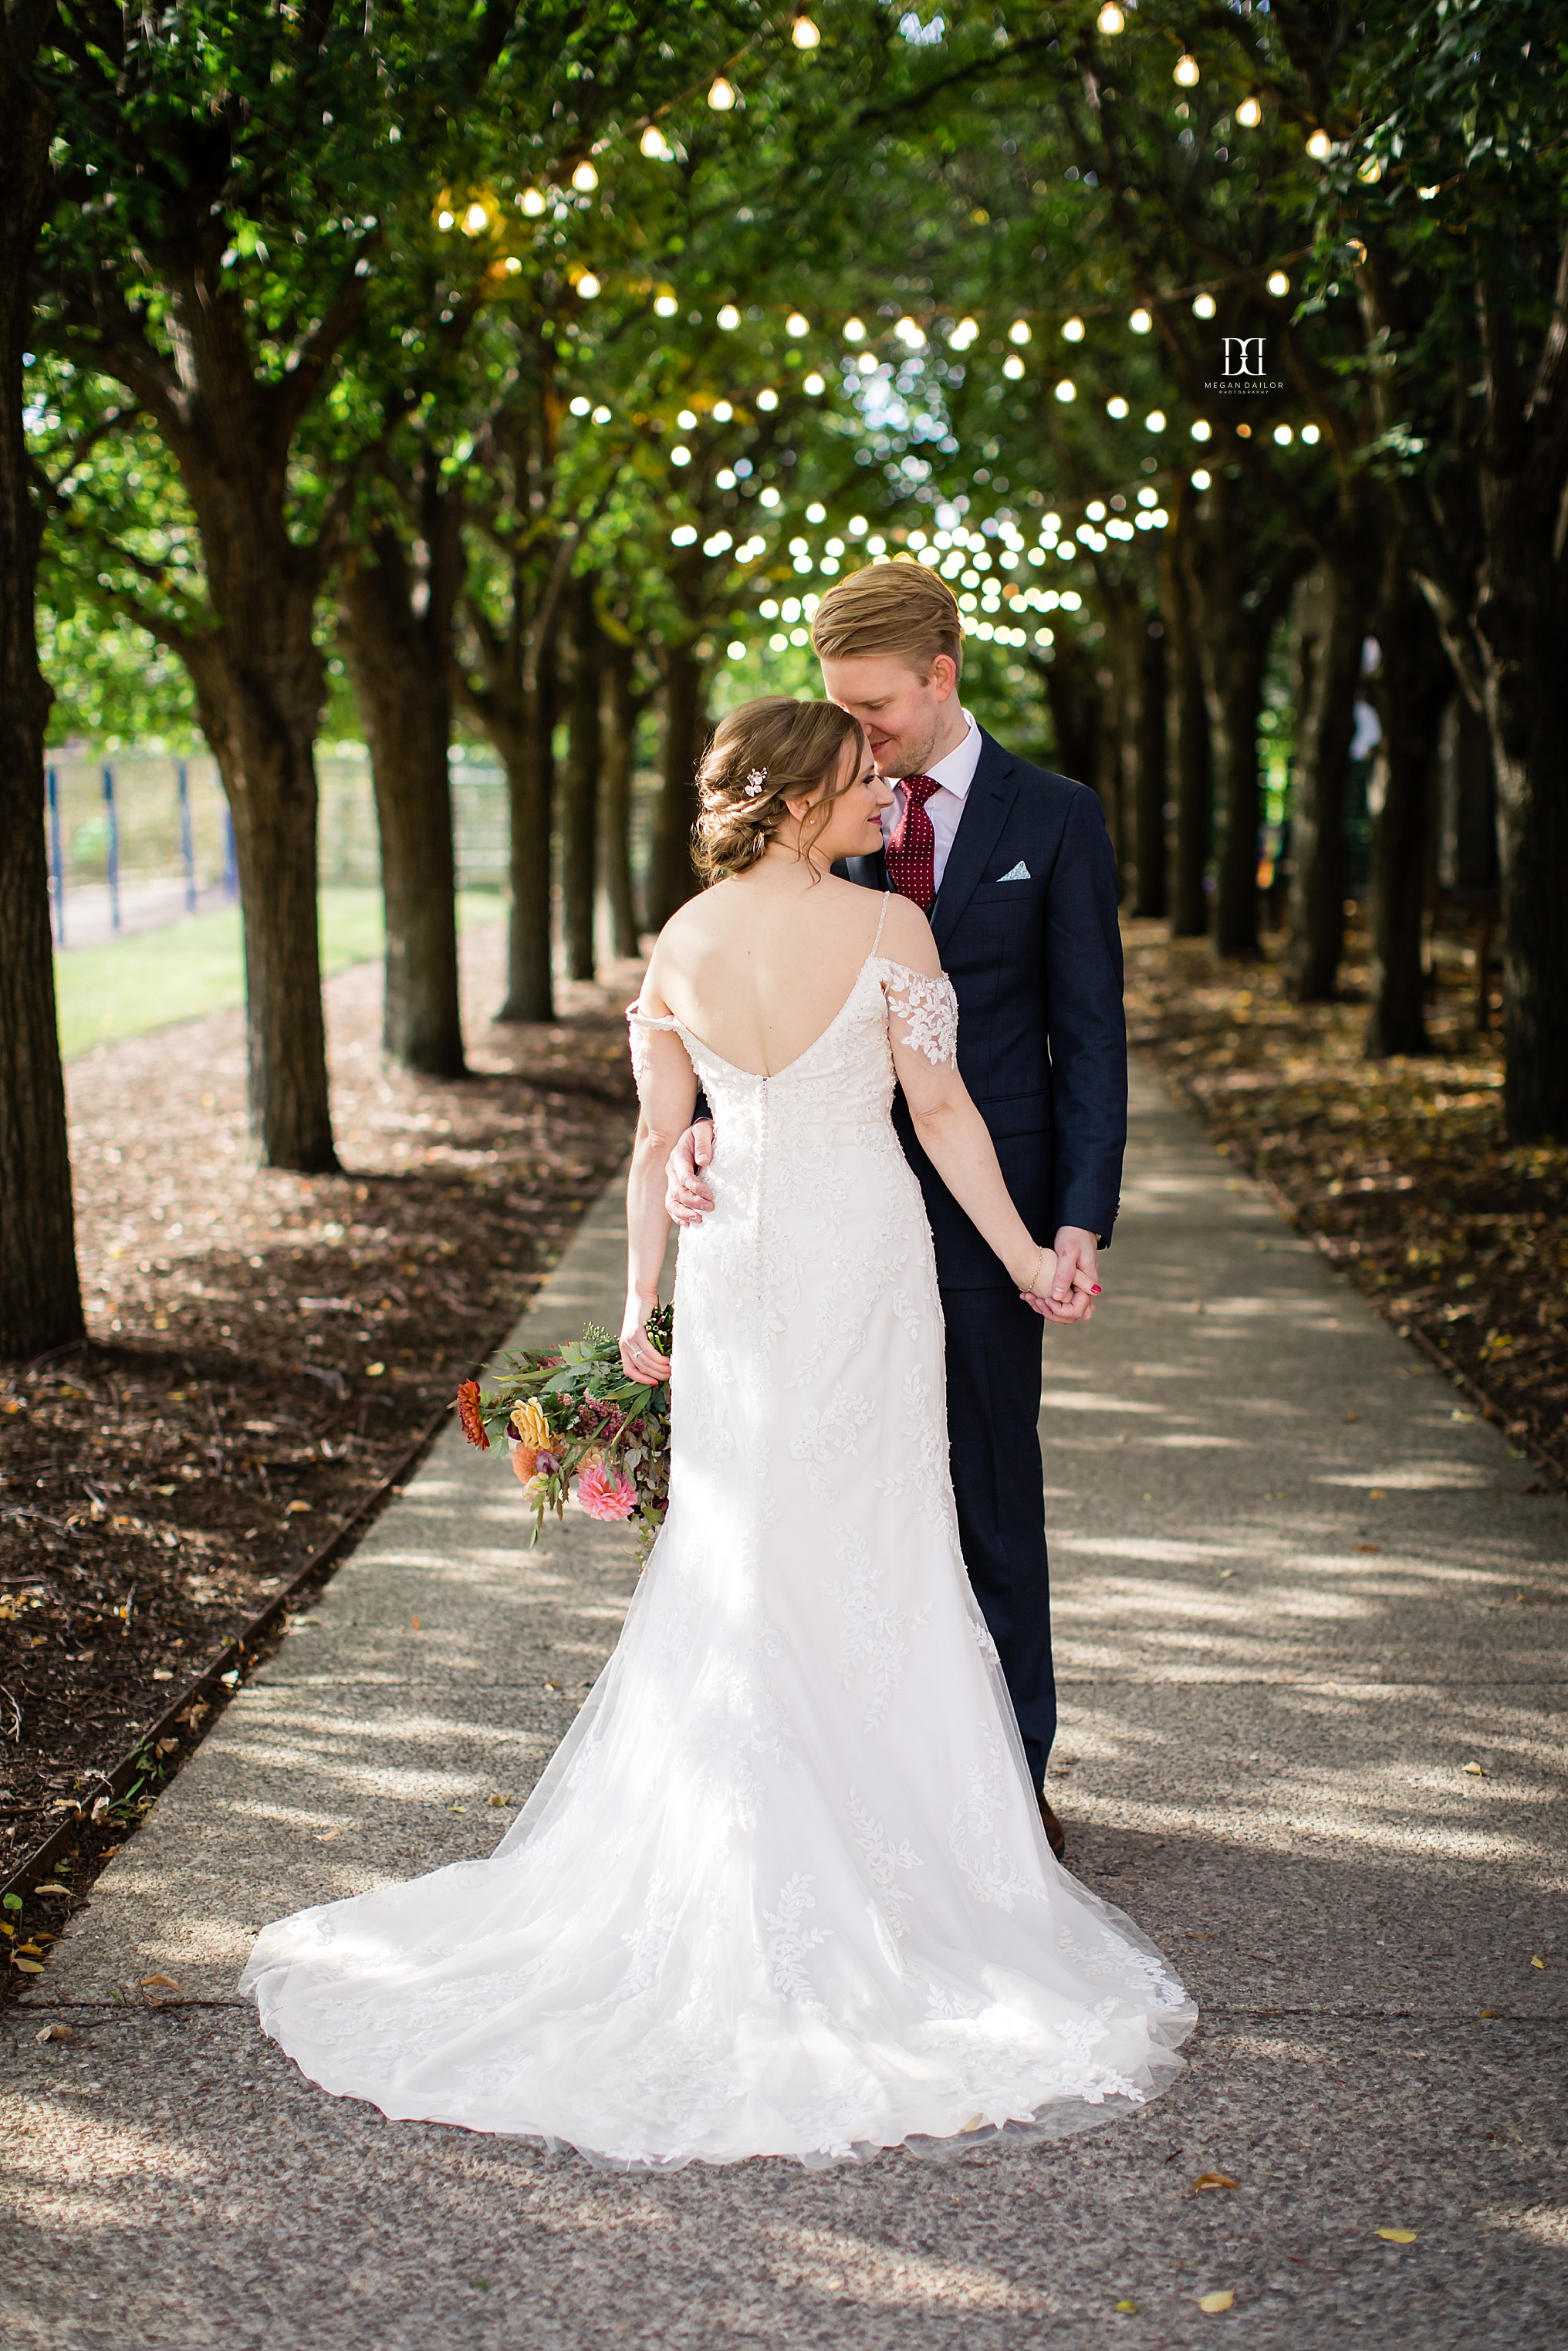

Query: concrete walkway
3,1062,1564,2349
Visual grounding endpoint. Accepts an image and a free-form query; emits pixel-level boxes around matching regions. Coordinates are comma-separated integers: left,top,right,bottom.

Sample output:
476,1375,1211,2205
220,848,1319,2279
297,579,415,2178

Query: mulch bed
1,925,641,1994
1124,915,1568,1485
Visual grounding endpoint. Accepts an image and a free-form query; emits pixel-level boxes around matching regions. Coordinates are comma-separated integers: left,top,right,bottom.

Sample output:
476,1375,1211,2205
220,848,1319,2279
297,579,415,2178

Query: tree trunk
600,635,640,961
1036,629,1100,789
494,660,557,1025
0,25,84,1357
338,508,465,1079
1130,619,1168,919
647,643,708,930
1364,564,1449,1059
559,573,602,984
1186,478,1304,961
1162,537,1211,937
1285,555,1371,1004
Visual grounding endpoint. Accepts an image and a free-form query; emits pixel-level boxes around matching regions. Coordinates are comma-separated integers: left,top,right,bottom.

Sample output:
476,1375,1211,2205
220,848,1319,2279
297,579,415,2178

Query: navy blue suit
839,728,1127,1785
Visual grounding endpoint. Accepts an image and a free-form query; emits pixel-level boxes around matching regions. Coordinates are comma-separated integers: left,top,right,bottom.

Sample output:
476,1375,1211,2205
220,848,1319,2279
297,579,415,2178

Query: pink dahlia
576,1462,637,1522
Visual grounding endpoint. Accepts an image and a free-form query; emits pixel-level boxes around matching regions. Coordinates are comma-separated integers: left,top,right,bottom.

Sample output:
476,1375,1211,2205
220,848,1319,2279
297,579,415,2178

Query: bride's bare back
644,867,896,1079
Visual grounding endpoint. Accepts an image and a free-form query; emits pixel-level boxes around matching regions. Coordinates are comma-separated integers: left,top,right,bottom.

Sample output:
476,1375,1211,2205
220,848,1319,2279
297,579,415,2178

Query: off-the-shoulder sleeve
873,958,959,1068
626,999,680,1098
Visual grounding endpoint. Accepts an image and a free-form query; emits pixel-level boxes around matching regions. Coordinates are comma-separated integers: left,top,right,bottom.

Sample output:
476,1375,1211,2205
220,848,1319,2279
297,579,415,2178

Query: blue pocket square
995,860,1031,883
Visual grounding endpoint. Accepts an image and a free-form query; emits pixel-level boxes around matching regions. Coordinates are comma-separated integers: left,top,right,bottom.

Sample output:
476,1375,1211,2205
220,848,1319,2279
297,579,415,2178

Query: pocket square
995,860,1031,883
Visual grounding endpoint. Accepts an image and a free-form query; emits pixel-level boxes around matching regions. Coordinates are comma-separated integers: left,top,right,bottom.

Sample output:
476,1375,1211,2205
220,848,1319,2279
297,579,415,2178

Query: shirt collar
920,707,981,800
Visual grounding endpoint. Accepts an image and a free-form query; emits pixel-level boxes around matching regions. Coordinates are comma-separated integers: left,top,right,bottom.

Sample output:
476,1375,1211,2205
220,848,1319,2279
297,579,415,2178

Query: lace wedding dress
242,926,1195,2168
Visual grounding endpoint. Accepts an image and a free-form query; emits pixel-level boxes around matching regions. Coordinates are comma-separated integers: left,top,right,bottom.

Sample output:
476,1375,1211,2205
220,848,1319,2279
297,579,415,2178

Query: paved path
4,1062,1564,2349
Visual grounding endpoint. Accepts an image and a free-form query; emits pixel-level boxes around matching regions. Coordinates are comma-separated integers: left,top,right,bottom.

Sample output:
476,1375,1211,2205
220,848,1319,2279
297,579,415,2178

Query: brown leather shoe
1038,1792,1066,1862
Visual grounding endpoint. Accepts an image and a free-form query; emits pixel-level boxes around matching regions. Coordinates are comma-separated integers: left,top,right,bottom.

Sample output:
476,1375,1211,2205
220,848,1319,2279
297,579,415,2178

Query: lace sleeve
874,960,959,1068
626,1001,680,1101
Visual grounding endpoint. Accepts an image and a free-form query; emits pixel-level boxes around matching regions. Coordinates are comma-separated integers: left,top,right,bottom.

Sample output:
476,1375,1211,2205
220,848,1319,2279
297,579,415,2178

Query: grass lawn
56,887,502,1061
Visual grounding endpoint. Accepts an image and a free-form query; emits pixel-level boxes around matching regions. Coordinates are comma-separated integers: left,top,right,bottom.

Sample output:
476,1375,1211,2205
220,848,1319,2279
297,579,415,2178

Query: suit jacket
840,728,1127,1289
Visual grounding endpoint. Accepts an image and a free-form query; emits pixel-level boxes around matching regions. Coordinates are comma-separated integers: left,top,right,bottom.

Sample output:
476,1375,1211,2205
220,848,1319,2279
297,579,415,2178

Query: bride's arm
623,985,698,1383
879,903,1056,1301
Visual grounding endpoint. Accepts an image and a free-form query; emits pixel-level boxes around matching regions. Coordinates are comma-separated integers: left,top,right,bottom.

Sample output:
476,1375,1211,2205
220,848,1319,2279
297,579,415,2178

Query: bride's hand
1015,1245,1061,1318
620,1301,671,1387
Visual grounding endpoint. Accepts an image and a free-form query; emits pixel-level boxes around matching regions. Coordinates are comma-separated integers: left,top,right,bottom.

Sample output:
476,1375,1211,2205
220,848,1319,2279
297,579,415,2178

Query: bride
242,694,1194,2168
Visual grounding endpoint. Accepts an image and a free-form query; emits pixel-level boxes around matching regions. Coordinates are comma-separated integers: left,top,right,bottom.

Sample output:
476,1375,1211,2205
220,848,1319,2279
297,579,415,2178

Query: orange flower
457,1380,489,1449
510,1442,540,1485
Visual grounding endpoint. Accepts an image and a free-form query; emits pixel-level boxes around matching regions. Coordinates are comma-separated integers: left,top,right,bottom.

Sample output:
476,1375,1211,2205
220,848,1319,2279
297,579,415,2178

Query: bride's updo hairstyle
692,696,863,882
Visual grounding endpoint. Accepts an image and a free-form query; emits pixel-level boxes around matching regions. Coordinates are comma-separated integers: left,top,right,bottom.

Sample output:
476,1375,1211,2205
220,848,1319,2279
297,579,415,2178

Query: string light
948,318,978,350
806,501,826,522
1062,316,1085,342
1266,269,1290,296
592,404,611,424
803,371,826,394
895,316,925,348
520,187,546,216
1306,129,1331,159
677,408,698,427
1191,468,1211,490
1236,96,1262,127
714,399,734,421
843,316,866,341
786,311,810,337
1273,424,1293,444
1174,52,1200,86
791,10,820,48
572,161,599,192
1146,409,1166,431
1009,319,1031,345
1107,396,1129,418
463,201,488,234
708,76,736,110
1192,292,1216,319
436,208,455,230
1004,355,1025,379
1418,184,1439,199
1302,423,1321,444
654,292,678,317
1097,3,1124,30
1055,379,1076,403
1191,418,1211,440
717,303,741,329
640,126,673,160
576,270,600,298
1130,308,1152,333
1357,156,1384,183
756,388,779,410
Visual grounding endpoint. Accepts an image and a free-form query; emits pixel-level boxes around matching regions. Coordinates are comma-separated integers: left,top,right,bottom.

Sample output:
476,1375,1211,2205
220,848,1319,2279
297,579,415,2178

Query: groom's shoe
1038,1793,1066,1863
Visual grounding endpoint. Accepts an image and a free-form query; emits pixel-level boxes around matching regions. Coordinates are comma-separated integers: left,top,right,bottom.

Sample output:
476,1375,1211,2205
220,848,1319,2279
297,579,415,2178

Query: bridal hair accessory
744,767,768,796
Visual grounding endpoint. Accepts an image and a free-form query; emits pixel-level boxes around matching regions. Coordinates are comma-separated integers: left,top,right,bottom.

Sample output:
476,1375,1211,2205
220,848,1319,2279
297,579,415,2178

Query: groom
667,561,1127,1860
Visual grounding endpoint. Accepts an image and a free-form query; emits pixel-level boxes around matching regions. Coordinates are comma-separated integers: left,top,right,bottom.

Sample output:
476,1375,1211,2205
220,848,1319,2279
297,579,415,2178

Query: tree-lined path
4,1061,1563,2349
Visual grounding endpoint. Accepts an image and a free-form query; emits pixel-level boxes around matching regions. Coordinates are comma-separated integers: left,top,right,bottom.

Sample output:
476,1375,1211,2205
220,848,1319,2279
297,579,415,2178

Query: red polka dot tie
884,773,940,914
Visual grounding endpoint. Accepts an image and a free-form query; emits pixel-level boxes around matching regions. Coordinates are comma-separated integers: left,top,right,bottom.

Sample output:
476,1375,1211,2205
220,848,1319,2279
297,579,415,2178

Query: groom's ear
928,654,959,703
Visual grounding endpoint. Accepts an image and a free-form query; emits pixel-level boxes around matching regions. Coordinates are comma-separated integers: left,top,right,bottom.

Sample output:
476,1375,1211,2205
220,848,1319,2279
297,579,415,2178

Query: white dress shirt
880,707,982,893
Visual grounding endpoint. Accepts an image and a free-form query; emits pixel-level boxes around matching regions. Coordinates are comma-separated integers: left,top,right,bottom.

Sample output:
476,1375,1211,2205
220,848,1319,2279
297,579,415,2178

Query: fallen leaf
1480,2008,1499,2018
1367,1488,1386,1499
366,1362,385,1377
1196,2290,1234,2313
286,1500,313,1514
1192,2174,1240,2193
1114,2300,1139,2313
487,1793,513,1808
12,1957,44,1974
35,1884,71,1897
1355,1542,1380,1555
1530,1955,1546,1970
1464,1761,1486,1775
35,2023,73,2043
1377,2229,1417,2245
140,1974,181,1990
317,1827,342,1842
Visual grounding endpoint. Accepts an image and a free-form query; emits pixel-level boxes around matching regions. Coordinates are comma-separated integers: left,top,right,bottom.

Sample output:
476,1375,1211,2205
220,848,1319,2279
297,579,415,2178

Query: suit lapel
931,731,1018,953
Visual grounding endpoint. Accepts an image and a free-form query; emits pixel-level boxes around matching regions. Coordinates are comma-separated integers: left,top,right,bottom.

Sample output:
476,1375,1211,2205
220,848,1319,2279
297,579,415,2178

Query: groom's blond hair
810,559,965,678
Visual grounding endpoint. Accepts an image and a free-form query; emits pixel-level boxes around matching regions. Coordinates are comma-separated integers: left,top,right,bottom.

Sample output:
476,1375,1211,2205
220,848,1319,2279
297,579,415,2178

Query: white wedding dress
242,923,1195,2167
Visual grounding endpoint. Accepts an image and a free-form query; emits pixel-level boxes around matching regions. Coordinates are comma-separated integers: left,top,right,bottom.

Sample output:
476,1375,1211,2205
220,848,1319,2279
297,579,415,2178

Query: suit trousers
940,1285,1055,1789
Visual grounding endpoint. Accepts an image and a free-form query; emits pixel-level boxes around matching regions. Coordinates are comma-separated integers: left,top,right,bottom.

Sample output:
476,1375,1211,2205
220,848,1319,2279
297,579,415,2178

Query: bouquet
455,1305,671,1562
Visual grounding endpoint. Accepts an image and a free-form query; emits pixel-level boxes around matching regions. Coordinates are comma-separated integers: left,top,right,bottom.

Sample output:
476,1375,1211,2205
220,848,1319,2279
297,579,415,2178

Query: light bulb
708,76,736,110
436,209,455,231
1418,184,1439,200
803,372,825,394
1273,424,1293,444
1174,52,1199,86
791,12,820,48
1302,423,1321,444
1009,318,1031,345
1306,128,1331,159
677,409,698,429
1191,418,1211,441
1086,500,1106,521
463,201,488,235
1055,379,1076,404
948,318,978,350
786,312,810,337
713,400,733,421
1062,316,1085,343
1267,269,1290,296
576,271,600,299
756,388,778,410
1130,307,1152,333
806,502,826,522
503,255,522,275
1236,96,1262,127
1192,292,1216,319
572,160,598,192
1097,3,1124,30
843,316,866,342
1191,468,1211,491
895,316,925,348
640,126,671,160
1146,409,1166,431
520,187,546,216
717,303,741,329
1003,355,1025,380
654,292,678,317
1357,155,1383,183
1107,396,1129,419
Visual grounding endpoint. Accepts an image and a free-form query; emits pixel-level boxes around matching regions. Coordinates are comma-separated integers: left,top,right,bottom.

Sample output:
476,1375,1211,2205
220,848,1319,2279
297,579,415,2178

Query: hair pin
743,767,767,797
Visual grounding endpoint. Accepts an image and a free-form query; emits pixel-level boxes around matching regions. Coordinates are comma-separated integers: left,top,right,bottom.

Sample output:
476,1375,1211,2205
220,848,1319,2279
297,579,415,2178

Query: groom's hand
665,1120,715,1225
1036,1226,1100,1323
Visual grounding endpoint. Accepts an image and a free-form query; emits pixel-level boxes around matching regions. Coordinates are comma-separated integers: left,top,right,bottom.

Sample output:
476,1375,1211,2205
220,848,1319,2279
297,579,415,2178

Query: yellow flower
510,1399,552,1451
